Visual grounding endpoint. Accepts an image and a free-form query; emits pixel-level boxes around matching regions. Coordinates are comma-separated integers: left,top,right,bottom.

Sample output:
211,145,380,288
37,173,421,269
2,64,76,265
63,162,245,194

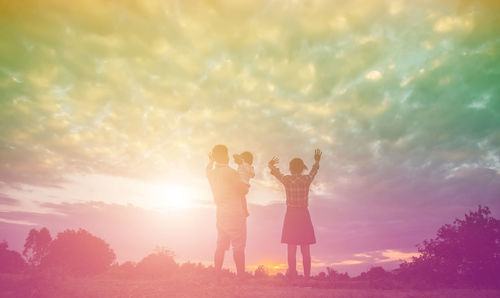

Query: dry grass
1,273,499,298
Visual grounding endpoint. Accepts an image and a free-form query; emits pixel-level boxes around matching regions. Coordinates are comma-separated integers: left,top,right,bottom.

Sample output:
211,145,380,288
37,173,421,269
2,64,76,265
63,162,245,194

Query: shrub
254,265,268,278
135,248,177,277
0,240,26,273
42,229,115,275
397,205,500,288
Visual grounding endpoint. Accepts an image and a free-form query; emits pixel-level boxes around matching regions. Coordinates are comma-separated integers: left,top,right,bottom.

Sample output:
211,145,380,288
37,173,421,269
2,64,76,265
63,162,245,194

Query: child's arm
268,156,284,182
307,149,322,181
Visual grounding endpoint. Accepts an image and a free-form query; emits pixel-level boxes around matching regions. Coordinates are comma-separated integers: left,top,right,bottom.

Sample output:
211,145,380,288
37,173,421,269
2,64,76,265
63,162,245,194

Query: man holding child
206,144,250,278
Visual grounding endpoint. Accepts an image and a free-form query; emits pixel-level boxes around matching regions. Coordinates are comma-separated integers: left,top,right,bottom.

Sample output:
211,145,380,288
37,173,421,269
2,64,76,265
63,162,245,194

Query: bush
0,241,26,273
254,265,268,279
397,205,500,288
135,248,177,277
42,229,115,275
326,267,350,281
363,267,394,289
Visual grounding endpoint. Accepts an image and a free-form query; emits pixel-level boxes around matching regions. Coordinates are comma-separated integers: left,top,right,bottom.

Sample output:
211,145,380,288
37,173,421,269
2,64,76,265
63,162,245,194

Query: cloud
326,249,419,275
1,0,499,190
0,194,20,205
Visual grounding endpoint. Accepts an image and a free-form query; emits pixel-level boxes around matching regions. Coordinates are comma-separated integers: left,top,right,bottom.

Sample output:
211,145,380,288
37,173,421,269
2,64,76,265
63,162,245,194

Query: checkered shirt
270,162,319,207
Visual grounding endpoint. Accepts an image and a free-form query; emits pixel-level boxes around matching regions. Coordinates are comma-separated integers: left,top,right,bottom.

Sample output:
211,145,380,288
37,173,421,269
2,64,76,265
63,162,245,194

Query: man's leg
233,249,245,277
287,244,297,277
214,248,225,272
215,225,229,273
232,217,247,277
300,244,311,279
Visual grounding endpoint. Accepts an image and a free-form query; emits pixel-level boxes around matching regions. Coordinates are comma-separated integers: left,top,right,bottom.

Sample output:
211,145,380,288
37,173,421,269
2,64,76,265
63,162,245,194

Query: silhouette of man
206,144,249,277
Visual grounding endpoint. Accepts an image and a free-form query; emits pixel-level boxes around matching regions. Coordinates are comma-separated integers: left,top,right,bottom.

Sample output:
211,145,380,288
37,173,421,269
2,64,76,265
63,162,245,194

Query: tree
42,229,115,275
364,266,391,280
326,267,350,281
23,227,52,266
316,271,327,280
360,266,394,289
398,205,500,288
135,247,177,277
0,240,26,273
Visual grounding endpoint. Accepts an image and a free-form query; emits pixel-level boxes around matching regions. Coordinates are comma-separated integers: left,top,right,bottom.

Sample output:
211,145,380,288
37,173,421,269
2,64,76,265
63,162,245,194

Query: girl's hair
240,152,253,165
289,158,307,175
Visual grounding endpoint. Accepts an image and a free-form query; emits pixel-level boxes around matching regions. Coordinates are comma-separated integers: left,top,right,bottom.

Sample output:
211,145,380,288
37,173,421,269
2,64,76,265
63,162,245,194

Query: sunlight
152,182,194,210
248,262,288,275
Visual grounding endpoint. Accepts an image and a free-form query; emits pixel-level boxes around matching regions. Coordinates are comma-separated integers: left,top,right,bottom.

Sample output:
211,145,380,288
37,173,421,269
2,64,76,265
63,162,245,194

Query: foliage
135,247,177,277
397,205,500,288
254,265,269,278
0,240,26,273
23,227,52,266
4,205,499,290
358,266,394,289
325,267,350,281
42,228,116,275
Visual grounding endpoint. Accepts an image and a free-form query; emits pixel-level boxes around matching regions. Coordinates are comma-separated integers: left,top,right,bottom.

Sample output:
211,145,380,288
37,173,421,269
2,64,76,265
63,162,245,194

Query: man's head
289,158,307,175
240,152,253,165
212,144,229,164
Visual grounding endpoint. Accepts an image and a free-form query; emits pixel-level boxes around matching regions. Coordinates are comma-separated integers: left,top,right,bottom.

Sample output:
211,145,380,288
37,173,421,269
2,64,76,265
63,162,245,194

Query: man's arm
206,153,214,177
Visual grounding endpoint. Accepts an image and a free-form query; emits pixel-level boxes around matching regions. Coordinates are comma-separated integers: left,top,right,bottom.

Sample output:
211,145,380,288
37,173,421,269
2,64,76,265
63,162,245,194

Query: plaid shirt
270,162,319,207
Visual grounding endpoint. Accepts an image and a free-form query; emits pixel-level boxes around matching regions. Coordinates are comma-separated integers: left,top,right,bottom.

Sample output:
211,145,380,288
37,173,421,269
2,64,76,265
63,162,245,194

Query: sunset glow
151,182,196,210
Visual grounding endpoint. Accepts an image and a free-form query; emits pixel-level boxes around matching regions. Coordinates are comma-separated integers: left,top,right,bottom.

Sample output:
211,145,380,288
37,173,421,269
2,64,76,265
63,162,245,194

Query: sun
152,182,193,210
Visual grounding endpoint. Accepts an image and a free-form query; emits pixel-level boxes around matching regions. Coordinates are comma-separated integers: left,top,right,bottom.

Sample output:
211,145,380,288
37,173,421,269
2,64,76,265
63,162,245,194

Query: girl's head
212,144,229,164
240,152,253,165
289,158,307,175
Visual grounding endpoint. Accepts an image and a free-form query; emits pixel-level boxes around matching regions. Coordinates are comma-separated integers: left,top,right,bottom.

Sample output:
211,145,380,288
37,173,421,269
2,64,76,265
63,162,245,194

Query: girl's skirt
281,206,316,245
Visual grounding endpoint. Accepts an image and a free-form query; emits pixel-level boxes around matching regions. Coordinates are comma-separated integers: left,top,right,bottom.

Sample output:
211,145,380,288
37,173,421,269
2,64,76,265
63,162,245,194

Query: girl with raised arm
268,149,322,280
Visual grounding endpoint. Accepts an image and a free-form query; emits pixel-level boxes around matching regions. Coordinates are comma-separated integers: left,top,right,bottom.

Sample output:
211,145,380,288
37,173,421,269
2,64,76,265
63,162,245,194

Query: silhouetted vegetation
23,227,51,267
16,227,116,275
1,205,499,297
0,240,26,273
396,205,500,289
135,247,178,277
41,229,116,275
358,266,394,289
254,265,269,279
326,267,350,282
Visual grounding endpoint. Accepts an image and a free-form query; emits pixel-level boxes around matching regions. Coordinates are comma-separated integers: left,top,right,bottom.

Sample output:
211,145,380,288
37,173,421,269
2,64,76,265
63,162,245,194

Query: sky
1,0,499,275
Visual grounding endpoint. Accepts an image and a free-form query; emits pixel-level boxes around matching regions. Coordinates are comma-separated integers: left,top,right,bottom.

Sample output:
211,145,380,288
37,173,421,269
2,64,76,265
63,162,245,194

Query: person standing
206,144,249,277
268,149,322,280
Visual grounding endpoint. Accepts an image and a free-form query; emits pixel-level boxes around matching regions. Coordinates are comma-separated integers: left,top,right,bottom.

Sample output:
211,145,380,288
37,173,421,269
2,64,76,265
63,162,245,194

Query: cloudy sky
1,0,499,275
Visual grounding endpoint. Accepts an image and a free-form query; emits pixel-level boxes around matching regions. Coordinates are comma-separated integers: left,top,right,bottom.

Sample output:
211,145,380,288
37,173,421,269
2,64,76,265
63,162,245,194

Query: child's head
240,152,253,165
289,158,307,175
212,144,229,164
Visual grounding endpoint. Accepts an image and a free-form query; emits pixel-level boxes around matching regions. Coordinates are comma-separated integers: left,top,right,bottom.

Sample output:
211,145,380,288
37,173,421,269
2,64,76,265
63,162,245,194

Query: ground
1,274,499,298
